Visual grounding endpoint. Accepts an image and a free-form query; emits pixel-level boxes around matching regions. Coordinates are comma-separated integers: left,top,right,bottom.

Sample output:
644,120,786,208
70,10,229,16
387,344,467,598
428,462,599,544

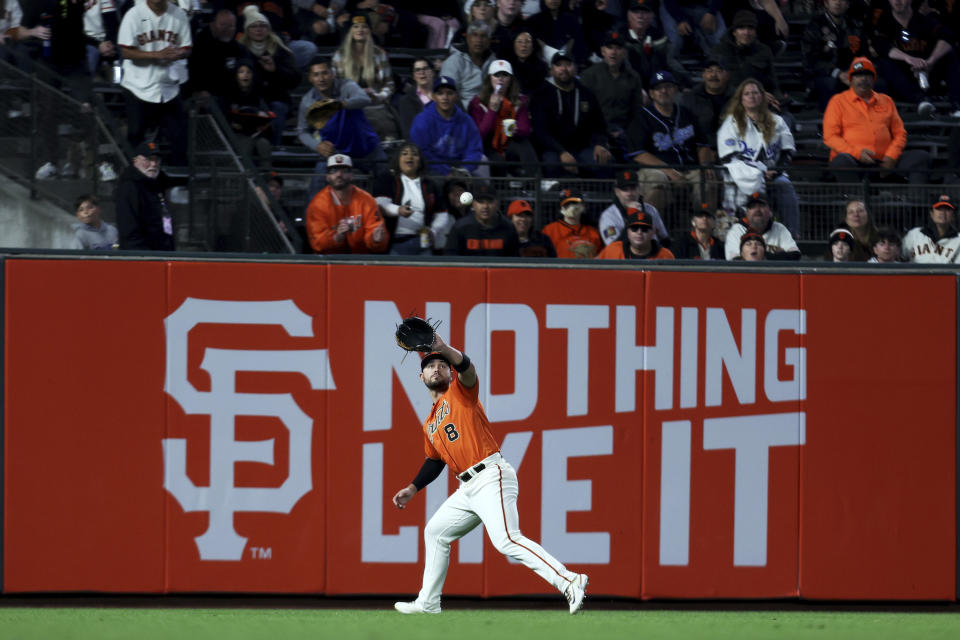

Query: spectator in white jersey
724,192,800,260
118,0,192,166
902,195,960,264
597,169,668,247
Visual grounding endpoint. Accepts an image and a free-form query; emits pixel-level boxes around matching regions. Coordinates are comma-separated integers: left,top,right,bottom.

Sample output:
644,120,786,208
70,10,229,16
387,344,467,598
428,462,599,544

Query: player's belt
456,463,486,483
456,452,503,482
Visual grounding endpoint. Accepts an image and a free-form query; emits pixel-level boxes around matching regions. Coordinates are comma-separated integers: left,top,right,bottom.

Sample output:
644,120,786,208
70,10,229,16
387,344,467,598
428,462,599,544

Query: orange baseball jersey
422,376,499,475
542,221,603,258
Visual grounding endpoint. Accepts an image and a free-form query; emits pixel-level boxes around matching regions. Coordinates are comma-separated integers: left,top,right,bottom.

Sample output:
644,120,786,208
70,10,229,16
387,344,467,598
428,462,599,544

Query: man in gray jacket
440,20,497,108
296,57,384,189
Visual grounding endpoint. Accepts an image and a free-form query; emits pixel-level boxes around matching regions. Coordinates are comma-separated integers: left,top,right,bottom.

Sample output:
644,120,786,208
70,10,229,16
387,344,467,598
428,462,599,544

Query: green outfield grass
2,608,960,640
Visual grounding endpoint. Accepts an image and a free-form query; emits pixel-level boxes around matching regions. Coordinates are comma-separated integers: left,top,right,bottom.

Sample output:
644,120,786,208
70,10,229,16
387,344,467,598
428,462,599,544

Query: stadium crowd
1,0,960,261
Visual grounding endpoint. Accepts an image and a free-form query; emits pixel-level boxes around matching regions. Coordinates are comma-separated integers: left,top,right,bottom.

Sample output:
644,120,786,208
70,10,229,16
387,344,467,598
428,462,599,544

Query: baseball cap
559,189,583,207
848,57,876,79
601,30,626,47
420,351,448,370
134,140,160,157
740,231,766,249
625,207,653,229
932,194,955,210
692,203,715,217
349,11,370,26
704,57,728,71
327,153,353,168
829,228,855,248
649,70,677,89
508,199,533,216
488,59,513,76
731,10,758,30
615,169,639,188
433,75,458,92
628,0,656,12
473,183,498,202
744,191,769,208
550,50,573,66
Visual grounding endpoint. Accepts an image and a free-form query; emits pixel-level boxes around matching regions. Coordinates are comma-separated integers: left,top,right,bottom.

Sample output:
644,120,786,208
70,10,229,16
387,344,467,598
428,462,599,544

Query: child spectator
869,227,902,264
221,59,275,169
71,194,118,250
509,198,556,257
738,230,766,261
542,189,604,258
828,227,855,262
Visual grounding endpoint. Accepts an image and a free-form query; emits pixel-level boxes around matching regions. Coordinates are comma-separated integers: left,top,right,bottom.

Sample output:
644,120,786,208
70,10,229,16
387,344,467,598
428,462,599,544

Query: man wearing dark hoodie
530,50,611,177
525,0,588,68
710,10,783,108
116,141,175,251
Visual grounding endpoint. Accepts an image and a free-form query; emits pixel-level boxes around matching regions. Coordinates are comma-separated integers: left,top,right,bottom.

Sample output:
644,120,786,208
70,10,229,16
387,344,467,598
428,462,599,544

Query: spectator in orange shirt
542,190,604,258
597,208,675,260
823,56,931,184
305,153,389,254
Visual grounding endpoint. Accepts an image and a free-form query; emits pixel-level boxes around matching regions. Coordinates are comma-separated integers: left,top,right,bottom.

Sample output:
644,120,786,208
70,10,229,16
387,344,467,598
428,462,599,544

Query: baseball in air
460,191,474,207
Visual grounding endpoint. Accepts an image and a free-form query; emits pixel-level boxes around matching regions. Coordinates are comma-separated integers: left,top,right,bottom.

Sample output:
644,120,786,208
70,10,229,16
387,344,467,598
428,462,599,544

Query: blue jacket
409,102,483,175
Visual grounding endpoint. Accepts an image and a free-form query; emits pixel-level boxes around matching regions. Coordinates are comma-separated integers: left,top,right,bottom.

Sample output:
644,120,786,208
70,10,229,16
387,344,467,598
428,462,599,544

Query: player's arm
431,331,477,388
392,457,445,509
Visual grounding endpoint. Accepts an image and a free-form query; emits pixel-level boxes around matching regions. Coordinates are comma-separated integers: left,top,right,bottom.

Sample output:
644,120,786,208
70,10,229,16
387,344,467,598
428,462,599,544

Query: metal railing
184,105,300,254
0,52,128,215
4,42,956,255
269,160,958,252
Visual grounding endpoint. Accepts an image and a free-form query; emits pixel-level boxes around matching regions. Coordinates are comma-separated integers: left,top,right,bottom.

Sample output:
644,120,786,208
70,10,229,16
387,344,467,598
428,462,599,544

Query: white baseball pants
414,453,577,612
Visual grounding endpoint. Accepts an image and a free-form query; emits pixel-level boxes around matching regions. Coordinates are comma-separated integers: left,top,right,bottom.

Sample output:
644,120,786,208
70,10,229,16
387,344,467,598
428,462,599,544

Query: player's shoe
394,601,440,615
564,573,589,615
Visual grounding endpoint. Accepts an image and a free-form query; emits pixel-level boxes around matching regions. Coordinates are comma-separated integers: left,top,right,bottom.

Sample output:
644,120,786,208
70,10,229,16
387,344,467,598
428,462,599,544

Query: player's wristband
454,353,471,373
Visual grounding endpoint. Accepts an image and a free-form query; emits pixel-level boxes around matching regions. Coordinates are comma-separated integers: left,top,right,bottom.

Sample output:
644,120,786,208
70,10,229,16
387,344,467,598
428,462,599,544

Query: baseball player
391,330,588,615
117,0,192,164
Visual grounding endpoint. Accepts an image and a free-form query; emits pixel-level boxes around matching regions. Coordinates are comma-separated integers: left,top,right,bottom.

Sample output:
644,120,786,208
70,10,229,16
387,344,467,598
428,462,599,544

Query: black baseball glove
395,316,437,352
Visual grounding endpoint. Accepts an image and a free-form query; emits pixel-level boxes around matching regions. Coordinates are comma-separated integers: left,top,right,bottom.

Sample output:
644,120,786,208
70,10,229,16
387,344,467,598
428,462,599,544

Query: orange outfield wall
2,258,956,599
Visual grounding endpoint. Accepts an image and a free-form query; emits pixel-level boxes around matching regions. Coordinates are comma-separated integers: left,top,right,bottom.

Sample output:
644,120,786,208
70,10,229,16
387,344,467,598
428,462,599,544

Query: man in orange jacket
822,57,930,184
306,154,389,254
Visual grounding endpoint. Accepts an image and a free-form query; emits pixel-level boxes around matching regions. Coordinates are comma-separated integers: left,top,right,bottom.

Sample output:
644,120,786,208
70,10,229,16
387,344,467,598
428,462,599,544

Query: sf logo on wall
162,298,334,561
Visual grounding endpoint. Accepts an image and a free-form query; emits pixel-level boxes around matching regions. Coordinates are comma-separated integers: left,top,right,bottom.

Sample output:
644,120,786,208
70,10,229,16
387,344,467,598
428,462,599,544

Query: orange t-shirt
542,221,603,258
596,240,675,260
422,376,499,475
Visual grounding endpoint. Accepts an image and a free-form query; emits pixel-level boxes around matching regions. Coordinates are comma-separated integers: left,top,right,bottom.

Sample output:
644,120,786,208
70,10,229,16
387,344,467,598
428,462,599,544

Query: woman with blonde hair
238,6,300,145
332,12,400,140
718,78,800,235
